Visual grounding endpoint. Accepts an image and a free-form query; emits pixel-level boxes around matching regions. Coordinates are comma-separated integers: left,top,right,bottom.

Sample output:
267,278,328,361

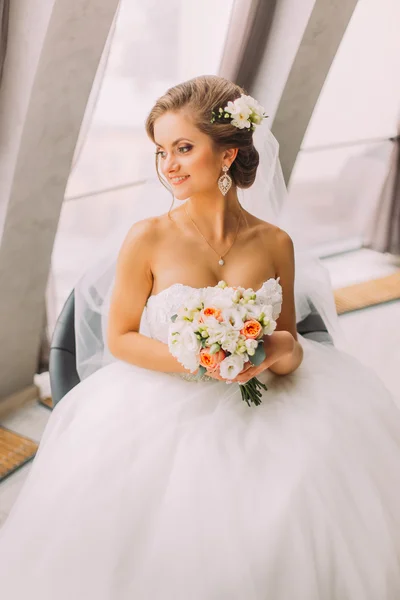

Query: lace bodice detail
144,279,283,345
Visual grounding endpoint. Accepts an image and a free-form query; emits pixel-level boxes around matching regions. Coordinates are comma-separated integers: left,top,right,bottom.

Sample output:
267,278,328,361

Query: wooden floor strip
0,427,39,483
334,271,400,315
38,396,53,410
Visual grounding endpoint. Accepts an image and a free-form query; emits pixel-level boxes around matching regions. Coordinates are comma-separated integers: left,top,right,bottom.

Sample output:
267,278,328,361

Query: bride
1,75,400,599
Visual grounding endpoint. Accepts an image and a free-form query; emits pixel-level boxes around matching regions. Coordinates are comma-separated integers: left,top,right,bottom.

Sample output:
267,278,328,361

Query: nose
162,152,179,175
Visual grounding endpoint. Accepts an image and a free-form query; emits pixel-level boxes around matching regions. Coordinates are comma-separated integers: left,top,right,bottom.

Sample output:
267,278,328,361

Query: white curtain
364,133,400,256
0,0,9,86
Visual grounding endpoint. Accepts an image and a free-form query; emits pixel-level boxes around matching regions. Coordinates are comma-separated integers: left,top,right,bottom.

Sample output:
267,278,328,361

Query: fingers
207,364,260,384
234,369,257,384
207,370,225,381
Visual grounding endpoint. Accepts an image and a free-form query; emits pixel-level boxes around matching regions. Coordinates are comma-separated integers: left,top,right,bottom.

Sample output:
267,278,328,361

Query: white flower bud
209,343,221,355
232,290,241,303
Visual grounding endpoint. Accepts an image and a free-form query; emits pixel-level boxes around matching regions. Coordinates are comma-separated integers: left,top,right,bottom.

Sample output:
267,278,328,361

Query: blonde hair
145,75,260,190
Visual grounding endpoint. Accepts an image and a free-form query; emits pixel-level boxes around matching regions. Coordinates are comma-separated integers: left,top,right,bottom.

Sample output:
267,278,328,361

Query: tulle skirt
1,337,400,599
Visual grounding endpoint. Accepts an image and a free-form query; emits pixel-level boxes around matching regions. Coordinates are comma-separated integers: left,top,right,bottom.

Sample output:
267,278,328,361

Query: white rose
168,323,201,372
204,320,227,346
220,328,241,354
244,338,258,357
219,354,245,380
245,303,272,321
245,338,258,351
221,306,246,330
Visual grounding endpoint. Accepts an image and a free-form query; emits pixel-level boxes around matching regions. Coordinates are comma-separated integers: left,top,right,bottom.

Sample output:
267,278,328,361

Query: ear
223,147,238,166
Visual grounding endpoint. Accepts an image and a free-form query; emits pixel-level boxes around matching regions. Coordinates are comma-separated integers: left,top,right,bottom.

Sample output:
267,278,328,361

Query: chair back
49,291,80,407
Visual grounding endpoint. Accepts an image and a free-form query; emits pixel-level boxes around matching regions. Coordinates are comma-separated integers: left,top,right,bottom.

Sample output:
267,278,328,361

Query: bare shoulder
269,226,295,271
245,213,292,249
118,215,164,262
124,216,160,246
244,213,294,277
272,226,294,252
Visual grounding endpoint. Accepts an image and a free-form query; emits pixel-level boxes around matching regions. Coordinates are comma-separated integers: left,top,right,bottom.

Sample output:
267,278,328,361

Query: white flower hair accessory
211,94,268,131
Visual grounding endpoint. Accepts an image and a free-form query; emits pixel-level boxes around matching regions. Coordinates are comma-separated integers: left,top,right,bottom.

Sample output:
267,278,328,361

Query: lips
170,175,190,186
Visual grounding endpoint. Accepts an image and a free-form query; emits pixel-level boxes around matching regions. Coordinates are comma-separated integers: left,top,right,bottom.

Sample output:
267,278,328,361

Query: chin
173,186,192,201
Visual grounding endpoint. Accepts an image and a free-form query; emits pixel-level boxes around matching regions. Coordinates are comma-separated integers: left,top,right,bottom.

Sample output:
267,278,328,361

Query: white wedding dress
1,278,400,600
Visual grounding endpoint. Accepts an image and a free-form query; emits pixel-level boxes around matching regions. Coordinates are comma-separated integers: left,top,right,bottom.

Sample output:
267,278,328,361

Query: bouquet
168,280,282,406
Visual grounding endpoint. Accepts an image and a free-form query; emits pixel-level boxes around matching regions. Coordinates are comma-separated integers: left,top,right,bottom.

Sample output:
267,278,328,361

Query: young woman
1,75,400,599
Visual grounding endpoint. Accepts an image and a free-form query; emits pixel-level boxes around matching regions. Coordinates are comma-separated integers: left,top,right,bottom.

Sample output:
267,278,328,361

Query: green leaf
193,365,207,381
248,343,266,366
171,314,178,322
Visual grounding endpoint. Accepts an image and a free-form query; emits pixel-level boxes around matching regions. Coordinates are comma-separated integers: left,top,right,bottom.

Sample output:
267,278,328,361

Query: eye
178,144,192,154
155,150,166,159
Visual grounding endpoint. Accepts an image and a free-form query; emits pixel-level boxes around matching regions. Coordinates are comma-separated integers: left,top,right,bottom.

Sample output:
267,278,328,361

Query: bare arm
107,220,188,374
266,229,303,375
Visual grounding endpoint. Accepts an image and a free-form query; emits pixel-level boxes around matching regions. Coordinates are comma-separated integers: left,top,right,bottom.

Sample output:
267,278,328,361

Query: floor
0,247,399,528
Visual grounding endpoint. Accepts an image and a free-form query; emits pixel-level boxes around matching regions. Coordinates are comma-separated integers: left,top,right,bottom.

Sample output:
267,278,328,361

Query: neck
185,187,243,241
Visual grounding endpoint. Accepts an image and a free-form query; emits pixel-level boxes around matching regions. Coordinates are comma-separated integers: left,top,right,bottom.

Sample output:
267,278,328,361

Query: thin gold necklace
184,202,243,266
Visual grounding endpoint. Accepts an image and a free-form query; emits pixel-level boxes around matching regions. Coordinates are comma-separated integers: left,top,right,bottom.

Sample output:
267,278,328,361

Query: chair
49,291,80,408
49,290,333,407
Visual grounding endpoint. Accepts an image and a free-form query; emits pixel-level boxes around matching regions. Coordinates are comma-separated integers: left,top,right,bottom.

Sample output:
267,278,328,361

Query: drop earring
218,165,232,196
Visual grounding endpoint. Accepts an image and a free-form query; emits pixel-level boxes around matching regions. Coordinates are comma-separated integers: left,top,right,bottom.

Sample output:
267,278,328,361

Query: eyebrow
154,137,194,148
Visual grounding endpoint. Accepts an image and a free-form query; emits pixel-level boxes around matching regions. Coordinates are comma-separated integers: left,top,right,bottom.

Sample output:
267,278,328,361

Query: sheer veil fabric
74,126,344,380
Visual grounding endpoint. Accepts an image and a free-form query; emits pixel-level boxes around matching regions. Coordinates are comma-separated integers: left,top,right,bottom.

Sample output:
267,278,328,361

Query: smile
170,175,190,185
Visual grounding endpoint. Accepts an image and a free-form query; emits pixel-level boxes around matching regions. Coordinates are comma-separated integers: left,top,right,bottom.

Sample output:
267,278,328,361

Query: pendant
218,258,225,266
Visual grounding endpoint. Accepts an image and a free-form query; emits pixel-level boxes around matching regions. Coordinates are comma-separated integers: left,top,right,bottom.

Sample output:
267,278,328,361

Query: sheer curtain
48,0,235,335
365,133,400,255
0,0,9,86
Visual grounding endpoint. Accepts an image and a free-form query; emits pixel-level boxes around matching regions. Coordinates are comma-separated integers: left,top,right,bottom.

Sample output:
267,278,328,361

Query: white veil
74,125,344,380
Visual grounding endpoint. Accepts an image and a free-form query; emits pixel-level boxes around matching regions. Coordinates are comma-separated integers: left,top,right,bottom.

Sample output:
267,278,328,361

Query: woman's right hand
200,362,253,384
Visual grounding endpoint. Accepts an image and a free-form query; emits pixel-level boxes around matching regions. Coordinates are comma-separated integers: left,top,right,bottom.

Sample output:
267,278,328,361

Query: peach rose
199,348,226,371
203,307,223,322
240,319,262,340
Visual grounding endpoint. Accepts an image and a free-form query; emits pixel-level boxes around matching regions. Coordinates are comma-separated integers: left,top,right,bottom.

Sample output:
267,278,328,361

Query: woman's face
153,110,226,201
